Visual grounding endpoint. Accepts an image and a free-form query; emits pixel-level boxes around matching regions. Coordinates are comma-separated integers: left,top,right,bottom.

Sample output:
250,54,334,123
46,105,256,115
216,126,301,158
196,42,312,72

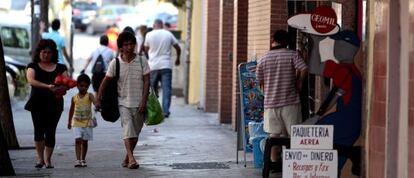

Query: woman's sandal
127,162,140,169
45,164,54,169
34,162,45,168
121,161,128,168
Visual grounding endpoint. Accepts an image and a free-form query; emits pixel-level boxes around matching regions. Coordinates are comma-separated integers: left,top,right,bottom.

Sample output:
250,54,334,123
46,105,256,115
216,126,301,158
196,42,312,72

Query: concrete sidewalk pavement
6,89,282,178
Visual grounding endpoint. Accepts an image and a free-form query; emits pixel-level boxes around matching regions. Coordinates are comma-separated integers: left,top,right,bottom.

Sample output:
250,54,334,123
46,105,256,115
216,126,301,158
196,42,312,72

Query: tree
0,36,19,150
0,37,16,176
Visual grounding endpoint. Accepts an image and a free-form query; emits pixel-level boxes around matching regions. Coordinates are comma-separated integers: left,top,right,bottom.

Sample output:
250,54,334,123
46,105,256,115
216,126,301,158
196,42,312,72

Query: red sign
310,6,337,34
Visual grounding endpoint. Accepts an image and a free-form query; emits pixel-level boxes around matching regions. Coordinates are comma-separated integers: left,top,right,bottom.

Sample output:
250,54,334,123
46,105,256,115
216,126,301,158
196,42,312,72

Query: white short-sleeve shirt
144,29,178,70
106,55,150,108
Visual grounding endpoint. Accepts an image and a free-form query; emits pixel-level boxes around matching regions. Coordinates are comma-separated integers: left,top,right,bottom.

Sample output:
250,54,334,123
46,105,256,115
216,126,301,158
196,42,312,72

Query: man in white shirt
81,35,114,92
144,19,181,118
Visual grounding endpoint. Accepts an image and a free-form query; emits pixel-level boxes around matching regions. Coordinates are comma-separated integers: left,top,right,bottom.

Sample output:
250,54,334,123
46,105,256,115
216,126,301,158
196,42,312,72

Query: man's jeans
150,69,172,116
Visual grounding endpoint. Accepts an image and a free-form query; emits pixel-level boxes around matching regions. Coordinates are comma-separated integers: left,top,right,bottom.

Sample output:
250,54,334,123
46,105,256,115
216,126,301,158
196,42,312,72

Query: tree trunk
0,37,20,150
183,0,192,104
0,119,15,176
0,37,17,176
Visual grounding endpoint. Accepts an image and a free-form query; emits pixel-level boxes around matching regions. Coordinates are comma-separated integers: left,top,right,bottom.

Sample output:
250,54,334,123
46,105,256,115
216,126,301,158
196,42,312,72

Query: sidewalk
7,89,282,178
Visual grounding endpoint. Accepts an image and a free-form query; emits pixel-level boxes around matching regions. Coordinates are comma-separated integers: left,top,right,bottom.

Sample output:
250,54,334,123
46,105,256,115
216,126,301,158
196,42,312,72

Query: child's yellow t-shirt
72,93,92,128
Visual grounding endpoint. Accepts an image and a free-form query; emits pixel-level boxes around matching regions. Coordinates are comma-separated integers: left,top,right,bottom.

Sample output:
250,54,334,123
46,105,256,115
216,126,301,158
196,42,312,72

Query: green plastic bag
145,88,164,125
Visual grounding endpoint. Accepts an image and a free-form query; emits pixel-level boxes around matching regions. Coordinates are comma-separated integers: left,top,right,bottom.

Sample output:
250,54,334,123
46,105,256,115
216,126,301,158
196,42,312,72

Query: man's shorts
263,103,302,136
119,106,145,139
73,127,93,141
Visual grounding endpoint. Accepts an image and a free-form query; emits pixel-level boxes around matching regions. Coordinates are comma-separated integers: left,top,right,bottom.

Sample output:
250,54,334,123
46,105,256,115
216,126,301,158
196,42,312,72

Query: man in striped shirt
256,30,308,167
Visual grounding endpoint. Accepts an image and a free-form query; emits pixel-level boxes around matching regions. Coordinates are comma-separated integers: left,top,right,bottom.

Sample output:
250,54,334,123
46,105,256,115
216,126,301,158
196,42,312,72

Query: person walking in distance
144,19,181,118
80,35,114,93
96,31,150,169
40,19,72,73
255,30,308,171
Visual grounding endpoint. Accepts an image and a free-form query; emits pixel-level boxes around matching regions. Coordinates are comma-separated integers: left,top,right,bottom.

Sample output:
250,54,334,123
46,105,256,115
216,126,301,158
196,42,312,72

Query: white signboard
291,125,334,149
283,149,338,178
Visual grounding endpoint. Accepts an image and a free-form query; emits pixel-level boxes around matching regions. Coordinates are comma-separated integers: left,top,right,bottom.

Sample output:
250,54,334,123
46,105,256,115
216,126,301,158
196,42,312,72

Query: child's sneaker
81,160,87,167
74,160,82,168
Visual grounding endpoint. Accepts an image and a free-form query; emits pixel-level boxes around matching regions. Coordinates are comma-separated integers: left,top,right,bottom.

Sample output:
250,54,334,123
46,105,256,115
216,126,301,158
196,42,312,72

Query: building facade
184,0,414,177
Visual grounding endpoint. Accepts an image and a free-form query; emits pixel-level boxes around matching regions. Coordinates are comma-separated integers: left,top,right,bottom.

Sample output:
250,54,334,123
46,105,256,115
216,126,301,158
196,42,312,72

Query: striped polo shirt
106,55,150,108
256,48,308,109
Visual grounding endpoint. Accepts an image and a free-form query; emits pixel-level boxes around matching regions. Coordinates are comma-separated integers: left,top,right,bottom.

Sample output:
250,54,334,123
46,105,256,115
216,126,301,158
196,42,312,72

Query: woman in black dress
25,39,68,168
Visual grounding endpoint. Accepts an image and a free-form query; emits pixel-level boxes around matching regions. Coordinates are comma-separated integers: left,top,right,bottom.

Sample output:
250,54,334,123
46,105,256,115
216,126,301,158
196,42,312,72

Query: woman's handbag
145,87,164,125
100,58,120,122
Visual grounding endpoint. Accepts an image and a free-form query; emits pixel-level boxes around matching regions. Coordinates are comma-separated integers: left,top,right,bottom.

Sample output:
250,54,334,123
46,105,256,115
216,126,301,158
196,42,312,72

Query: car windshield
74,2,98,10
115,7,135,15
0,27,30,49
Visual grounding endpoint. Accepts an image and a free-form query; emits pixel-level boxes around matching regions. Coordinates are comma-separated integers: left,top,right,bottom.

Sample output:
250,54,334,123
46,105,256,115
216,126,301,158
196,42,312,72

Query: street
6,33,278,178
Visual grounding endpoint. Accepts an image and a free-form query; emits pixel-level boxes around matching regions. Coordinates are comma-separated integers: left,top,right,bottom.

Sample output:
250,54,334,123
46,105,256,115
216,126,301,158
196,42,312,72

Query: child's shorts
73,127,93,141
263,103,302,136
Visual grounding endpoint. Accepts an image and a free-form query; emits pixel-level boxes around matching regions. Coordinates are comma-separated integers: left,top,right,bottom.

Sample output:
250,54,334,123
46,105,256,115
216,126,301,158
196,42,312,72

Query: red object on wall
310,6,338,34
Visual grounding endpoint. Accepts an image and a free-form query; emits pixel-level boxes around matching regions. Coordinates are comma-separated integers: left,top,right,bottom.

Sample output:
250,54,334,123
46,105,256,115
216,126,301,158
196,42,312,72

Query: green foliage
14,70,29,100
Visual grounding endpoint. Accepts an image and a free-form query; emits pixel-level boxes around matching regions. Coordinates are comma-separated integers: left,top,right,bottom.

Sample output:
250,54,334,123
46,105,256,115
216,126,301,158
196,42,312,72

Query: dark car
72,1,98,31
5,55,27,98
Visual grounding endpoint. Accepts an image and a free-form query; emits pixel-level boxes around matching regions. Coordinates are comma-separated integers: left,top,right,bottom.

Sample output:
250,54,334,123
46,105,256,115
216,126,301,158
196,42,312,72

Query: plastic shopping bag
145,88,164,125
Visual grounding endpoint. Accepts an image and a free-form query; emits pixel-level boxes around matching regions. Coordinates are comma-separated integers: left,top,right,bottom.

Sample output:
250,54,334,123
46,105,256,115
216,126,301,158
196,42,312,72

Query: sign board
287,6,340,36
291,125,334,149
237,61,264,152
310,6,338,34
283,149,338,178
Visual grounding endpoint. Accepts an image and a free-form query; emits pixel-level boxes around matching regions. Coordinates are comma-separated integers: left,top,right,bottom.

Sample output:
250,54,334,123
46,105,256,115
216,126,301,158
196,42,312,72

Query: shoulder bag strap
115,57,120,80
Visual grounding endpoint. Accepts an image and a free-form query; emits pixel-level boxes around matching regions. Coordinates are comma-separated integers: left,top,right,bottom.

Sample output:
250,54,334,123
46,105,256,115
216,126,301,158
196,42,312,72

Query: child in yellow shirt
68,74,96,167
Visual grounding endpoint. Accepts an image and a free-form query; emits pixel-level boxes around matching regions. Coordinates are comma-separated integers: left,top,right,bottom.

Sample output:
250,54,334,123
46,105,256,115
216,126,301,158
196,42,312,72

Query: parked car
0,13,31,98
86,4,145,35
72,1,98,31
0,13,31,65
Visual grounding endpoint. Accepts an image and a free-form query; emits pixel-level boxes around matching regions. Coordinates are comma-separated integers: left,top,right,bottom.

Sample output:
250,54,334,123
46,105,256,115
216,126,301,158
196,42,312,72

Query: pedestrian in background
96,31,150,169
144,19,181,118
40,19,72,73
80,35,114,93
136,25,149,58
25,39,69,169
68,74,97,168
255,30,308,170
105,24,120,52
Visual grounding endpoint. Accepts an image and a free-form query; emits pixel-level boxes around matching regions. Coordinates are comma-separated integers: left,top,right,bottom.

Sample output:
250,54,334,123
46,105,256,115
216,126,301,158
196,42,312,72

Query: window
0,27,29,49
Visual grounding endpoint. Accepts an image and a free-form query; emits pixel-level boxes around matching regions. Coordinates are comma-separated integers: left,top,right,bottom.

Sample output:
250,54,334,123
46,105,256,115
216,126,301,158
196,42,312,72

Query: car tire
86,25,95,35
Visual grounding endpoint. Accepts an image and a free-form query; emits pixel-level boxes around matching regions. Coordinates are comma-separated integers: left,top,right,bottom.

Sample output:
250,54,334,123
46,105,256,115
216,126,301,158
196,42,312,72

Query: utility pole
31,0,49,48
40,0,49,30
0,36,17,176
183,0,192,104
31,0,41,48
